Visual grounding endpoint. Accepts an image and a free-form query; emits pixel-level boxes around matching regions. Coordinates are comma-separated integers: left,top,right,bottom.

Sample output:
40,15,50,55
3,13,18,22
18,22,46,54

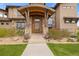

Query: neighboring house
0,3,78,36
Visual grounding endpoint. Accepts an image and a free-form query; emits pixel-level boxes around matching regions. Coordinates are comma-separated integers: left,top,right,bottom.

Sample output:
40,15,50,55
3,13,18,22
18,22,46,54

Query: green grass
0,44,26,56
48,43,79,56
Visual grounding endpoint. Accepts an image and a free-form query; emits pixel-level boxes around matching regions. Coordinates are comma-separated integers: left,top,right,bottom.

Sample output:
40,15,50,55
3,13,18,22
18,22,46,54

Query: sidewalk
22,34,53,56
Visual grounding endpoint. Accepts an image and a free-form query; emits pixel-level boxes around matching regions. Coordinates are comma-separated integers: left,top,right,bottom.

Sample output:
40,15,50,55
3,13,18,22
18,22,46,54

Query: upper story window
64,18,77,24
72,21,76,24
63,6,73,9
63,6,66,8
64,19,71,23
6,23,9,25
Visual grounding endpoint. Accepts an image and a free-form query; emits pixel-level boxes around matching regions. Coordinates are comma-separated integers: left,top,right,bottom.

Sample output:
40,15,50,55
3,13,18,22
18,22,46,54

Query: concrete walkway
22,34,53,56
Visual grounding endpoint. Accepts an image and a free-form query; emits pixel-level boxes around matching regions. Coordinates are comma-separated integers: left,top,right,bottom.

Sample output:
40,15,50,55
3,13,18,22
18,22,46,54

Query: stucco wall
55,4,61,29
0,21,12,28
55,3,77,33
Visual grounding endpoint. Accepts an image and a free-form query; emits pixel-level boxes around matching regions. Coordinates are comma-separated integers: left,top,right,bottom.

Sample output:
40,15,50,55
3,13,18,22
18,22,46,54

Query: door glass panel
34,19,40,32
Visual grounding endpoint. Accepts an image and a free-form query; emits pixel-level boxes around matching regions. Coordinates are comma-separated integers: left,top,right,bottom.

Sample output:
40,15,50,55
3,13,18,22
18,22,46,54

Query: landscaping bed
48,43,79,56
0,44,26,56
0,28,24,37
45,29,78,42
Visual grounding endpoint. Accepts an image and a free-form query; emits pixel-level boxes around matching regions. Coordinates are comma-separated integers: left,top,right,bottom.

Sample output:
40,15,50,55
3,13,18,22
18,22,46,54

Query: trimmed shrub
48,29,70,40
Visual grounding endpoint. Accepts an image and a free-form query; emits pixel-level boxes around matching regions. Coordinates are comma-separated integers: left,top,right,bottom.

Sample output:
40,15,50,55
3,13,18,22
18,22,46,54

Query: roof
0,9,7,14
6,6,21,10
0,9,6,12
18,5,55,16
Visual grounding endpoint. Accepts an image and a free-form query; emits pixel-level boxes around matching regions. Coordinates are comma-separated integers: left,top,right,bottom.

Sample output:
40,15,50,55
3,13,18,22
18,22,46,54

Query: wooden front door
32,17,42,33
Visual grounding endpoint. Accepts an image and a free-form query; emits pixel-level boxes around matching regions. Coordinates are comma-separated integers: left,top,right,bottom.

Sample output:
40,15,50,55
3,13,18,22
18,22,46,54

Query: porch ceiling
17,5,55,16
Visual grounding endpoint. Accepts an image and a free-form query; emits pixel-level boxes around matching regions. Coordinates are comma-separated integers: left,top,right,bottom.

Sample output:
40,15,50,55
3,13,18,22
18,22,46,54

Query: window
64,18,77,24
67,6,71,8
63,6,73,9
66,20,70,23
72,21,76,24
1,23,4,25
63,6,66,8
6,23,9,25
64,19,71,23
16,22,25,29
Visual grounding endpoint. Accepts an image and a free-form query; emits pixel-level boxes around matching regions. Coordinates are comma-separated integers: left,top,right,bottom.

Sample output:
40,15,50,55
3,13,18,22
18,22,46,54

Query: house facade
0,3,78,36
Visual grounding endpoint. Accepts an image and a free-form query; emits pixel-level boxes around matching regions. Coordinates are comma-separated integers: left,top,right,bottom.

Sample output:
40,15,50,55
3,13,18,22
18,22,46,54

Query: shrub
16,29,24,36
77,31,79,41
48,29,70,40
0,28,24,37
0,28,16,37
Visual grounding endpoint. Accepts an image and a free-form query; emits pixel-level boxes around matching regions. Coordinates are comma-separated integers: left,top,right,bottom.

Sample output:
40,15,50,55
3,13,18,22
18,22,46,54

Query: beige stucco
0,21,12,28
55,3,78,33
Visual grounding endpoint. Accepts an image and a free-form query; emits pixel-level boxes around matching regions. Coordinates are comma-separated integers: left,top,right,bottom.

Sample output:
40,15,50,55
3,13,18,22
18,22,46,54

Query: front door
32,18,42,33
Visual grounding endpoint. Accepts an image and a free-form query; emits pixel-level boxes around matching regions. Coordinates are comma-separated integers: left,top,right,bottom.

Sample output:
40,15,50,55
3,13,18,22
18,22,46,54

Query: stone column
28,10,32,36
43,9,48,35
25,10,31,36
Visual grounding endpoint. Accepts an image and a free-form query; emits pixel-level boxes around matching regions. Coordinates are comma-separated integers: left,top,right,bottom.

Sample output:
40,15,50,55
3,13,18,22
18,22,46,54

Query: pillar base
24,32,30,40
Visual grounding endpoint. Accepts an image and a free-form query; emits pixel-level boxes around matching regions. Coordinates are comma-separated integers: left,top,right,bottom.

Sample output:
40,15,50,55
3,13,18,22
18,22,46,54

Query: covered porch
18,5,55,36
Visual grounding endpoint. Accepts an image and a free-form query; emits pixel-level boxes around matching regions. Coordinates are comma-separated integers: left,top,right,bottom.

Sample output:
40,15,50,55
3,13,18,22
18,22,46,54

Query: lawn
0,44,26,56
48,43,79,56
